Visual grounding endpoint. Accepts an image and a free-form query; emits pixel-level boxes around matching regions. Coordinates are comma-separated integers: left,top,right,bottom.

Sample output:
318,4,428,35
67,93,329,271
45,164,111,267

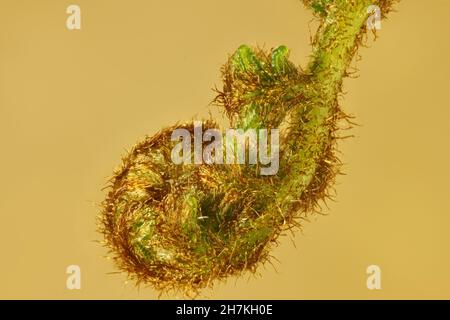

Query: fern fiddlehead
99,0,399,294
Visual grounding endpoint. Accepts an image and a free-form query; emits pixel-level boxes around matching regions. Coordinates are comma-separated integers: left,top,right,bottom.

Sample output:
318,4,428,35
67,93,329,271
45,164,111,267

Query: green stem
238,0,378,250
308,0,372,89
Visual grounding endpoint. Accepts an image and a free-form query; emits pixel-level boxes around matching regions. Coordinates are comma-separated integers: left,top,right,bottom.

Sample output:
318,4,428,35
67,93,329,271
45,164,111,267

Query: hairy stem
240,0,382,249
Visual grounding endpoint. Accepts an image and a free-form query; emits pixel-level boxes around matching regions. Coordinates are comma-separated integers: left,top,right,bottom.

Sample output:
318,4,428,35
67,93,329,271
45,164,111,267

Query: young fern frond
99,0,399,295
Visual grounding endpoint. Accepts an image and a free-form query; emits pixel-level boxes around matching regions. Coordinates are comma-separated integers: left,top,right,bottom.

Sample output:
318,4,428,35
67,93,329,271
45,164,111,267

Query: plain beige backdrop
1,0,449,299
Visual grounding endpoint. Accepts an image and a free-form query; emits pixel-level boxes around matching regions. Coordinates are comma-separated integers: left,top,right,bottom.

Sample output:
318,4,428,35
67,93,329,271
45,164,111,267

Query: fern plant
99,0,399,295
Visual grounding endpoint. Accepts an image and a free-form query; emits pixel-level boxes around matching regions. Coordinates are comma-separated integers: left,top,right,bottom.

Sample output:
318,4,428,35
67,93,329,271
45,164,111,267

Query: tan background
1,0,449,299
